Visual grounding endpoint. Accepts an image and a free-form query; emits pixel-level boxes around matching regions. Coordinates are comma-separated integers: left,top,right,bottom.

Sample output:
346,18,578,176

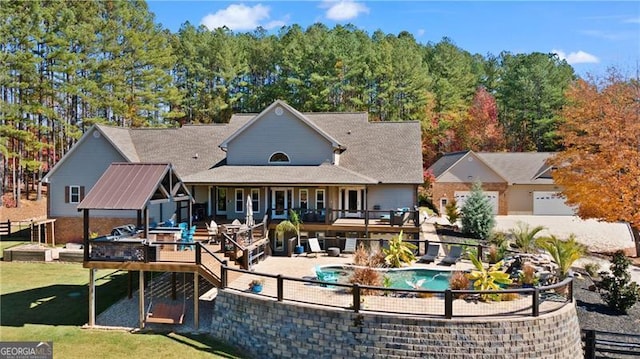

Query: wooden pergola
77,162,196,329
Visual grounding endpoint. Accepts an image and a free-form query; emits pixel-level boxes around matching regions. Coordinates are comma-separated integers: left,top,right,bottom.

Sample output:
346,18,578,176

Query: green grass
0,241,27,259
0,262,245,359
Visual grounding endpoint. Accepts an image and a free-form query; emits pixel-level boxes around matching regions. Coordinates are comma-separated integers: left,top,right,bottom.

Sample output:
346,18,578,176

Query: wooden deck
292,217,420,234
84,242,243,287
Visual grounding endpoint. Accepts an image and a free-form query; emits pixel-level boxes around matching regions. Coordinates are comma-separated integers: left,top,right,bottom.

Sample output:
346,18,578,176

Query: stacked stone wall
210,291,583,358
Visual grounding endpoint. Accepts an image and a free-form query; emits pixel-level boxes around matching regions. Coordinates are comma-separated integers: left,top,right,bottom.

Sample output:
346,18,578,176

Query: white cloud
322,0,369,21
417,29,426,37
623,17,640,24
552,49,600,65
200,4,285,31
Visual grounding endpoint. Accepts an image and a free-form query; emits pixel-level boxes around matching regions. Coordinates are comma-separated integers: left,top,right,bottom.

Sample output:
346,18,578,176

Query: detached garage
455,191,499,214
533,191,575,215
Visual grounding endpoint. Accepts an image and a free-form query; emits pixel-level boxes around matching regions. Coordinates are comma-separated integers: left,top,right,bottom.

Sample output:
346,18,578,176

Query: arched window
269,152,290,163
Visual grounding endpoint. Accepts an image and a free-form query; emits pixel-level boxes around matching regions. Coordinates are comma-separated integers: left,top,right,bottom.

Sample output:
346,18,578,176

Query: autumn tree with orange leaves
548,71,640,255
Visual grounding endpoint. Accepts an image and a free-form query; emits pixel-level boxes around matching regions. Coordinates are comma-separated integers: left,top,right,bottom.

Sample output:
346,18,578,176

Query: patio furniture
205,221,218,243
327,247,341,257
439,245,463,266
307,237,323,257
419,243,441,263
343,237,357,253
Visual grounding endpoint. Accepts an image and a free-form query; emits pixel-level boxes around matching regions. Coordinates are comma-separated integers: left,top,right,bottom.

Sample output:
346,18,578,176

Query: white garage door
454,191,499,214
533,191,575,215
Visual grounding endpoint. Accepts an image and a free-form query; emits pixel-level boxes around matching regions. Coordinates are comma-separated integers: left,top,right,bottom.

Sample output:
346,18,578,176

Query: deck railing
220,265,574,319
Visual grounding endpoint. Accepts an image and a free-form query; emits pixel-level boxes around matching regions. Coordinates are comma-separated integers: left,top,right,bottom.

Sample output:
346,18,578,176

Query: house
428,150,574,216
42,100,423,244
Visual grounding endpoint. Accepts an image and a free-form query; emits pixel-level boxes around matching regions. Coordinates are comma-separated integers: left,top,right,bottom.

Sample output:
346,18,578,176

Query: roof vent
347,130,352,135
193,153,199,159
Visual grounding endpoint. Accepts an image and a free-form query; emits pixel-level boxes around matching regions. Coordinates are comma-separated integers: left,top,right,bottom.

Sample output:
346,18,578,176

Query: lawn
0,261,245,359
0,241,26,259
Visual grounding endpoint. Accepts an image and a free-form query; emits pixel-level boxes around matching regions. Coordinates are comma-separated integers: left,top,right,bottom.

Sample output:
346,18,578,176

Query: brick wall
432,183,509,215
52,216,136,244
210,291,583,358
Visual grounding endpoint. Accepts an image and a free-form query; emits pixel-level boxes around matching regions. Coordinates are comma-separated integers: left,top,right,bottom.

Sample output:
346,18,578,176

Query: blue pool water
316,265,452,291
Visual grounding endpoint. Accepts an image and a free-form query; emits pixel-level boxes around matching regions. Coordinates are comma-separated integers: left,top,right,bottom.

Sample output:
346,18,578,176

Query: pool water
316,265,452,291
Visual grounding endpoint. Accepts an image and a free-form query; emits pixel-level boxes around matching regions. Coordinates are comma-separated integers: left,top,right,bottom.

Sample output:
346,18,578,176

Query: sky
147,1,640,77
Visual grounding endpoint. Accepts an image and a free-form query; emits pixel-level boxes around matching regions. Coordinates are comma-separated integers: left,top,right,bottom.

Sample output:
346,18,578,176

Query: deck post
139,270,145,329
171,272,177,300
128,271,133,299
194,271,199,330
83,209,90,261
88,268,96,327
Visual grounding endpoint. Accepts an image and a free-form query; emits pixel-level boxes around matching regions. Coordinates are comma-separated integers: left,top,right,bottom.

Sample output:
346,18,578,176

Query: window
316,189,325,210
269,152,290,163
235,189,244,213
251,188,260,213
299,189,308,209
65,185,84,204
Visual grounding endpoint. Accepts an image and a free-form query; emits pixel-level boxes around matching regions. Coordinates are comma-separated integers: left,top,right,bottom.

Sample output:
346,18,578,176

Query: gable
438,152,505,183
223,102,337,165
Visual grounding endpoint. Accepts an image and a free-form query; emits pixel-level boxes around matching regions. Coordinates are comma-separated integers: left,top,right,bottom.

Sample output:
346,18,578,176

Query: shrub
599,251,640,313
500,292,520,301
538,234,586,279
487,244,505,264
509,221,545,254
518,262,538,287
382,231,417,268
449,271,470,299
489,230,509,247
584,262,601,278
353,244,369,266
466,253,512,302
445,199,459,225
348,267,382,295
368,250,387,268
460,182,496,240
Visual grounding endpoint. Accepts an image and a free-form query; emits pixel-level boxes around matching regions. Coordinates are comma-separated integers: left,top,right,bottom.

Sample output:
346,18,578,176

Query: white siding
367,185,415,210
48,128,129,218
226,109,334,165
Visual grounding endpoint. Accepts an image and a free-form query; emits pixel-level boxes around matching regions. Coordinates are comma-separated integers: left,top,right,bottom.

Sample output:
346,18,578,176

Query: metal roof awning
78,163,192,211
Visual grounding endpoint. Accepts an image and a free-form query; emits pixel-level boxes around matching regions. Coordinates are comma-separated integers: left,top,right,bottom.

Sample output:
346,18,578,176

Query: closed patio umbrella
245,195,254,226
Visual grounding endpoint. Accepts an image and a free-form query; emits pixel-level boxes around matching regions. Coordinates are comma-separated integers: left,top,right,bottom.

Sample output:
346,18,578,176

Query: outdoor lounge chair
418,243,441,263
205,221,218,243
439,245,463,266
344,237,357,253
307,237,323,257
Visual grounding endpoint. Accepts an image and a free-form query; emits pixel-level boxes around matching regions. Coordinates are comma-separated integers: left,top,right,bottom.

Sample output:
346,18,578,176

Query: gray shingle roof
96,106,423,185
429,151,555,185
478,152,554,184
428,151,468,178
183,164,378,185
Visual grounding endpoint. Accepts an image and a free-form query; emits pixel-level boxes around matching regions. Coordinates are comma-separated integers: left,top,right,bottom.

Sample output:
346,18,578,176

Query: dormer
219,100,345,166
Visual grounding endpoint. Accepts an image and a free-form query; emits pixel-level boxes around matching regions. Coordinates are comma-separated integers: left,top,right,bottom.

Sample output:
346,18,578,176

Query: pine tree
460,182,495,240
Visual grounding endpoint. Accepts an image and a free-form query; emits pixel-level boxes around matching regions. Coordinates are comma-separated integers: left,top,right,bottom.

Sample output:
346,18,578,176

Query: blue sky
147,1,640,77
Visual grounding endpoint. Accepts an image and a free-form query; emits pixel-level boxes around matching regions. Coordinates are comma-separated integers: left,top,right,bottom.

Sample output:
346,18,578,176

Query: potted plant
276,209,304,254
248,279,264,293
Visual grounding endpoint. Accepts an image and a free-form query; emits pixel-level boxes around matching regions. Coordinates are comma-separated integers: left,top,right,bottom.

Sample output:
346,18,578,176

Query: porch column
143,207,149,239
194,271,199,330
139,270,145,329
83,209,90,261
88,268,96,327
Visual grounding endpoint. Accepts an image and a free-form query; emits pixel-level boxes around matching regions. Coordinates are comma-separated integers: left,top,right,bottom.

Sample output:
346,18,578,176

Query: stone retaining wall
210,291,583,358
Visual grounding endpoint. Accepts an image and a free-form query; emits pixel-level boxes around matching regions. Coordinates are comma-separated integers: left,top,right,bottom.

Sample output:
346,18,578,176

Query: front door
217,187,227,215
343,188,362,218
271,188,291,219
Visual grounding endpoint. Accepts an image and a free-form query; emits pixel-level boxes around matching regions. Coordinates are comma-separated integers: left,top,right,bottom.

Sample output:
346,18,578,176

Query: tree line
1,0,578,205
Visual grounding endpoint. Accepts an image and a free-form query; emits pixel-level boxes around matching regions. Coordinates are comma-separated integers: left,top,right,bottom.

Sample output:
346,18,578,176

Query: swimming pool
316,265,452,291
